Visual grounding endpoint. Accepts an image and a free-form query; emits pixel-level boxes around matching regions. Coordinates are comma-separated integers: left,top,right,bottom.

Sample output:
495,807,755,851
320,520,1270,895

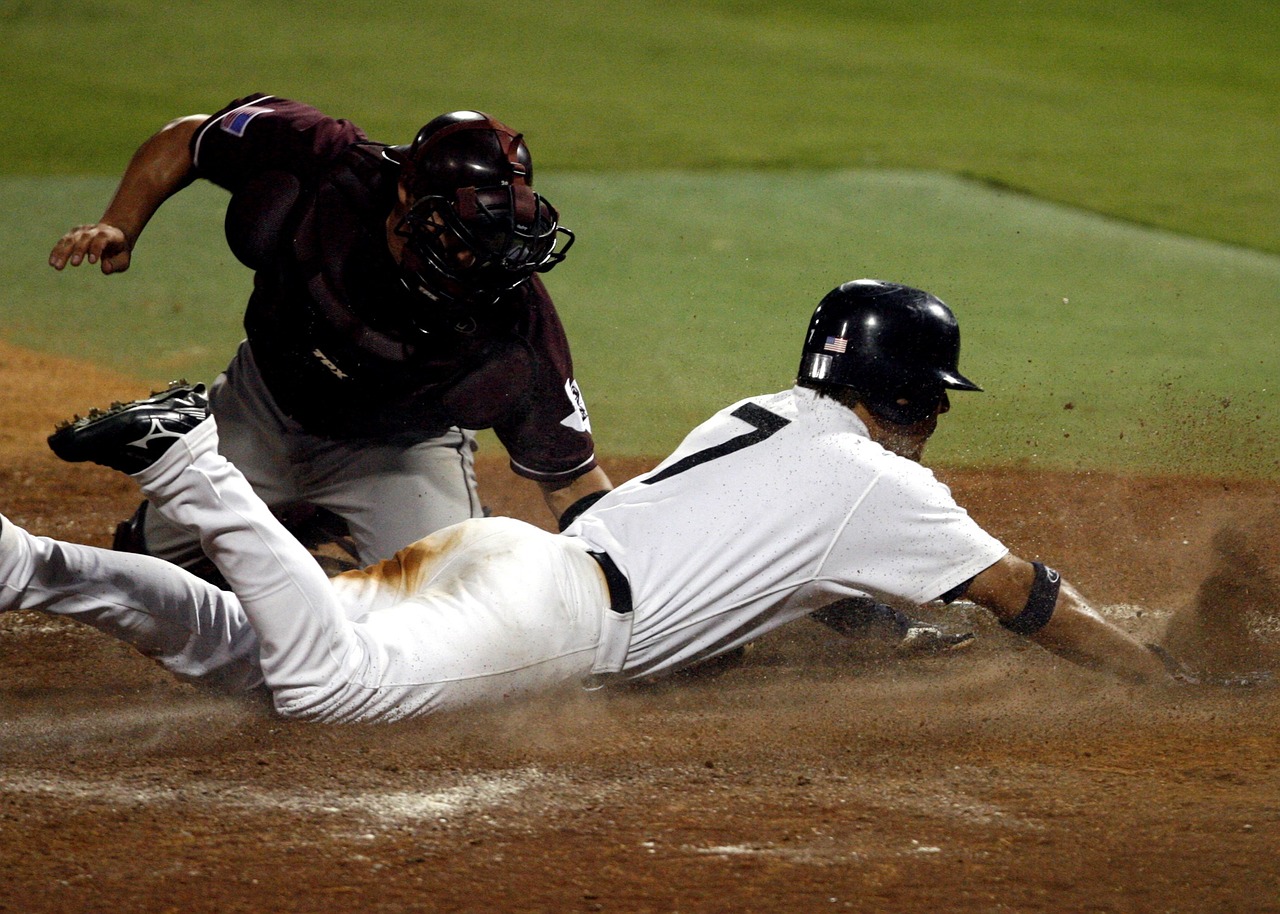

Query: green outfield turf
1,0,1275,253
1,1,1276,476
4,171,1276,476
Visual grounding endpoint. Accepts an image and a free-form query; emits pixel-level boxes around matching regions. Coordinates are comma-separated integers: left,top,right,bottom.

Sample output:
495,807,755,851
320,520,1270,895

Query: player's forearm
100,115,205,245
1029,581,1168,683
969,555,1169,684
541,466,613,528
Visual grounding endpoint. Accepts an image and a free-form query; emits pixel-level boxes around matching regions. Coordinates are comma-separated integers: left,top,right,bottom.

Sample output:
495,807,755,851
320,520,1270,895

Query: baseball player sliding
1,280,1177,721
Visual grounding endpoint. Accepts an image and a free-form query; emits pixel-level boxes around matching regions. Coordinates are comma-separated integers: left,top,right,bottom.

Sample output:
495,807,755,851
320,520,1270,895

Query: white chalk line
0,766,552,836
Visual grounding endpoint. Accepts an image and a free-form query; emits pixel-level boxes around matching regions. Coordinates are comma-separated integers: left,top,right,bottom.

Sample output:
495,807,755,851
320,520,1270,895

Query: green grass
0,0,1276,252
1,0,1276,476
5,171,1277,476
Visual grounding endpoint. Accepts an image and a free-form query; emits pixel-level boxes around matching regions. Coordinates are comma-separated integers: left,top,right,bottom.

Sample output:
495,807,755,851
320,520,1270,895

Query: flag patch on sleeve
220,105,271,137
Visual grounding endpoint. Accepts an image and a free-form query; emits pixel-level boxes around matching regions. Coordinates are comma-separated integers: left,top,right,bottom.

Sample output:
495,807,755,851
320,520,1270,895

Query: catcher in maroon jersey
50,93,612,578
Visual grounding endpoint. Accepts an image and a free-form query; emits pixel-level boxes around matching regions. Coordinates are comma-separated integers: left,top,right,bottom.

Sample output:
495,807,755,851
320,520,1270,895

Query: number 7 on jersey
641,403,790,485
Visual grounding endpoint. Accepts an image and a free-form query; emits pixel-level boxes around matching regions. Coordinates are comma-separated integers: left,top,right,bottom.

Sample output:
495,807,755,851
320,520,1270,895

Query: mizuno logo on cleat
127,419,188,451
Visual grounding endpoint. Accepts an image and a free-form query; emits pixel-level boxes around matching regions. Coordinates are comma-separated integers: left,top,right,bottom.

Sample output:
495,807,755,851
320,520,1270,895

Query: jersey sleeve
826,463,1008,605
190,93,369,193
491,277,599,483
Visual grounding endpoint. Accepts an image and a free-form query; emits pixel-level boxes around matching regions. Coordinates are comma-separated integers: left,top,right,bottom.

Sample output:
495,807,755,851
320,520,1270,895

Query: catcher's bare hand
49,223,133,274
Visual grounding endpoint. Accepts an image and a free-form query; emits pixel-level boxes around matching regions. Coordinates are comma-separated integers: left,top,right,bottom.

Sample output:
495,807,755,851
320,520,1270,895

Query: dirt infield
1,342,1278,913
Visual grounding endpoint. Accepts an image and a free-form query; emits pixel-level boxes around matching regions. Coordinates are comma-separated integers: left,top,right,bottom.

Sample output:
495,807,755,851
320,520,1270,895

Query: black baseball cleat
48,381,209,475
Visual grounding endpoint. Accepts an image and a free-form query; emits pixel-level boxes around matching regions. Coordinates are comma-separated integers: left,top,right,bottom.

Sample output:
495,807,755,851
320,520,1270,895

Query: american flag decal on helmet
823,336,848,354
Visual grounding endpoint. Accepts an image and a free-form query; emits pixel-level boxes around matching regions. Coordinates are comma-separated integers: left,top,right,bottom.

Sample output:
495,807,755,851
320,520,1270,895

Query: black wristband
1001,562,1060,636
557,490,609,532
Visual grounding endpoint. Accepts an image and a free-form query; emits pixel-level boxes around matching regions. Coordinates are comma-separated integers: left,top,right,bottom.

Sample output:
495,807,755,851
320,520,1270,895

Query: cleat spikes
48,382,210,475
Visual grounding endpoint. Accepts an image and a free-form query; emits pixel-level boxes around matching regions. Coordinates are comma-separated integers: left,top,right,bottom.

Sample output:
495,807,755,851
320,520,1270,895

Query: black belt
588,551,633,615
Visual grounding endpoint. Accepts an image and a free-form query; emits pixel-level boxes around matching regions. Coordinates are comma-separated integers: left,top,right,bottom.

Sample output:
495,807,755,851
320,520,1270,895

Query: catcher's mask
385,111,573,309
798,279,981,425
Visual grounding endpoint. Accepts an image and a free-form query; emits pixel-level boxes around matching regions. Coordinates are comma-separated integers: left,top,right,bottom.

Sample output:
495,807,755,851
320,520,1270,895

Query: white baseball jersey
567,386,1008,679
1,387,1006,722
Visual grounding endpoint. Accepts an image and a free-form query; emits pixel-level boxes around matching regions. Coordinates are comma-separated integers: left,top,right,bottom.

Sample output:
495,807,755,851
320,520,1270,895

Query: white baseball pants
1,418,616,722
143,341,483,570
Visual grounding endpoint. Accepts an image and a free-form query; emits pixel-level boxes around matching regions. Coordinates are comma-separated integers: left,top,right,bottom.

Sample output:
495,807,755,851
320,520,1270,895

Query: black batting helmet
798,279,981,424
386,111,573,307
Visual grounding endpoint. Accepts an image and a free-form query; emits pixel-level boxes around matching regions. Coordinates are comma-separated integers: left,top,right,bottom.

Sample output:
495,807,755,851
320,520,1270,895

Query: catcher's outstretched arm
49,114,207,275
967,554,1170,683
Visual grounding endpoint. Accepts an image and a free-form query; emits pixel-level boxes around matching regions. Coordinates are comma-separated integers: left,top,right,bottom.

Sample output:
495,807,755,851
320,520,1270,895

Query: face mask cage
394,184,574,305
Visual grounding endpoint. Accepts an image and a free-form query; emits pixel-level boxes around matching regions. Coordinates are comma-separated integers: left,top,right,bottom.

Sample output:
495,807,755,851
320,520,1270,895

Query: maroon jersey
189,94,596,483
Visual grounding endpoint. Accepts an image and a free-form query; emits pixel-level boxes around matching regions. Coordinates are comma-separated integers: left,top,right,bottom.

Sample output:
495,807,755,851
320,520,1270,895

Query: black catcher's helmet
798,279,981,424
386,111,573,307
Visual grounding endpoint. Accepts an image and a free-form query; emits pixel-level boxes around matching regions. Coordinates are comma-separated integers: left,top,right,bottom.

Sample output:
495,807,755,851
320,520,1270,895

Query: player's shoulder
730,387,802,421
493,275,564,343
866,443,960,511
788,388,952,488
508,273,554,309
207,93,357,128
195,94,368,166
787,385,869,443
